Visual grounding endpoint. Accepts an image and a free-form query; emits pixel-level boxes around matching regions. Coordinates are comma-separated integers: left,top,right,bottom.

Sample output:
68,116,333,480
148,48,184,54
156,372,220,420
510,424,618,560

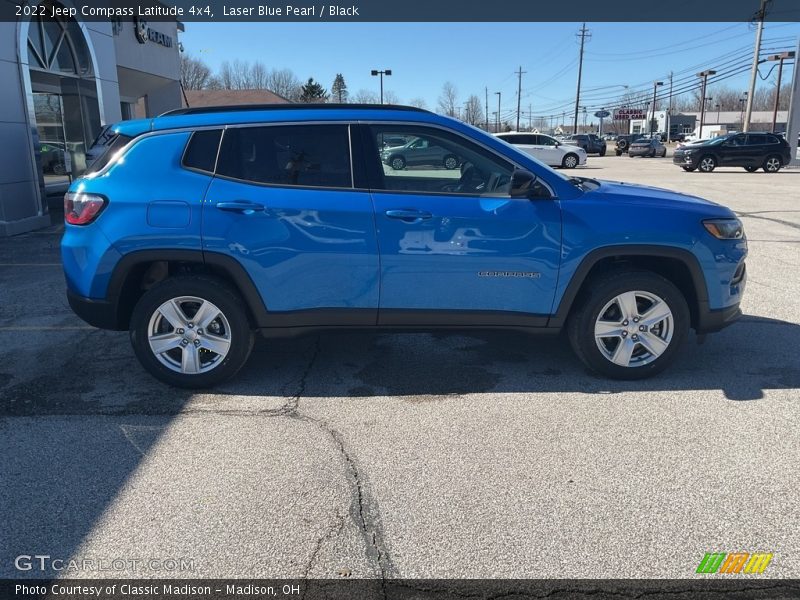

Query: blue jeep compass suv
62,105,747,388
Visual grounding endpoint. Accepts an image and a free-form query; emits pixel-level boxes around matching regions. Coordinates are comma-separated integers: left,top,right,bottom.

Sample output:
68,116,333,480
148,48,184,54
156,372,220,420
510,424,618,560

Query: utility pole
786,39,800,165
573,23,590,135
744,0,769,132
528,103,532,131
515,66,526,131
495,91,501,133
485,87,489,131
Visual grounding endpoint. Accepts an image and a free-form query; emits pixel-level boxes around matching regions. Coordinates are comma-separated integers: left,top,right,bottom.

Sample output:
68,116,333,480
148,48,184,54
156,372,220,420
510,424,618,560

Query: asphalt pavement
1,157,798,580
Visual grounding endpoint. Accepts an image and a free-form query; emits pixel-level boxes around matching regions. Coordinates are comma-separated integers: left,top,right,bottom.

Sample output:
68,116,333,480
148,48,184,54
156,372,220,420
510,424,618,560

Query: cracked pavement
1,157,799,581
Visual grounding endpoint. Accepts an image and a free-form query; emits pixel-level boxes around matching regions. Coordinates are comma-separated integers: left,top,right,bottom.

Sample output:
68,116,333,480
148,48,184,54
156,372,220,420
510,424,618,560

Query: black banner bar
2,0,800,22
3,579,800,600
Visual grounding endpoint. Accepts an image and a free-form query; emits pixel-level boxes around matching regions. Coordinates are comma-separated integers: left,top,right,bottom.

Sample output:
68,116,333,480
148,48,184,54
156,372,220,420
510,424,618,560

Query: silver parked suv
381,136,461,170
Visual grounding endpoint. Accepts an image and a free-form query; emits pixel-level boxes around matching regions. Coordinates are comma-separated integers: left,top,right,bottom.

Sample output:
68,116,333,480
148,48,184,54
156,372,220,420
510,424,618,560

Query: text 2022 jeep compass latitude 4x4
63,105,747,388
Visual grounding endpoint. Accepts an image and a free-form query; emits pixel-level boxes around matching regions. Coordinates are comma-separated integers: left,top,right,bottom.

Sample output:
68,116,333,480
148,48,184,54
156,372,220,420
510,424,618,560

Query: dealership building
0,2,182,236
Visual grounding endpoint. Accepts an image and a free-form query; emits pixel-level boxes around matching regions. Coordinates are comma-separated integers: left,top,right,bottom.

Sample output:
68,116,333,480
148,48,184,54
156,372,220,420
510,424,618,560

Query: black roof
161,103,430,117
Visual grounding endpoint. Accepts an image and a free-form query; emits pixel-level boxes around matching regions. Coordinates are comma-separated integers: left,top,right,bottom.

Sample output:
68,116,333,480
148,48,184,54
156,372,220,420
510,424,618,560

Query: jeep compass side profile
63,105,747,388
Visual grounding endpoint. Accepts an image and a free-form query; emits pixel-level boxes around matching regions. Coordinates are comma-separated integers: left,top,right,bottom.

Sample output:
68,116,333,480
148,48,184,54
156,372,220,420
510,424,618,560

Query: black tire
744,166,758,172
762,155,782,173
682,166,696,172
562,153,580,169
566,270,690,380
443,154,459,170
649,150,656,158
615,150,623,156
389,155,406,170
698,155,716,173
599,147,606,157
130,275,254,388
661,148,667,158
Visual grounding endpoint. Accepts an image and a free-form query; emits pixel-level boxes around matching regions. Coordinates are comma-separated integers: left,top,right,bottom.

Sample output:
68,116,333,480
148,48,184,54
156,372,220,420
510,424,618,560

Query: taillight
64,193,106,225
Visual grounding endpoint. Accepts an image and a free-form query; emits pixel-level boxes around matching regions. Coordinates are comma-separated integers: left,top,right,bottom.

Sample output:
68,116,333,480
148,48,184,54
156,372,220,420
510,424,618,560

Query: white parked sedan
495,132,587,168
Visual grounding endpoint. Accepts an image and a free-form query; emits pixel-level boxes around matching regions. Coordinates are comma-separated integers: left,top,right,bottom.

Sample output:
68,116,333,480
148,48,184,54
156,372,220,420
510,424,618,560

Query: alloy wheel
699,157,715,172
594,290,674,368
764,157,781,172
564,155,578,168
147,296,232,374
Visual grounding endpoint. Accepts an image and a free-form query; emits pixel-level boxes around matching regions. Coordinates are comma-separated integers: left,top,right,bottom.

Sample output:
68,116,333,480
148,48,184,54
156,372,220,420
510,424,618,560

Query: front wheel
744,166,758,172
682,166,696,172
389,155,406,170
567,271,689,380
130,275,254,388
562,153,579,169
443,154,459,170
599,147,606,157
698,155,716,173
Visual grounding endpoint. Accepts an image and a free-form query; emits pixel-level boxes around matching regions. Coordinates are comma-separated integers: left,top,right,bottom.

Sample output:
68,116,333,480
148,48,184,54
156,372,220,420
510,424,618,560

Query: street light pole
651,81,664,135
744,0,769,132
767,51,795,133
697,69,717,137
495,91,501,132
370,69,392,104
715,103,721,125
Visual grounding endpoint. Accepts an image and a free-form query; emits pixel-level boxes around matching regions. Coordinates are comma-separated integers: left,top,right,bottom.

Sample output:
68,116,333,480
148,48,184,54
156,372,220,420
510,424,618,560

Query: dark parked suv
673,132,791,173
565,134,607,156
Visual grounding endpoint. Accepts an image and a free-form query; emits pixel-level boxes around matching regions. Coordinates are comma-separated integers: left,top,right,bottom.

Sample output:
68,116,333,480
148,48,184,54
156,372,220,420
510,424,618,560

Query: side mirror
510,169,537,199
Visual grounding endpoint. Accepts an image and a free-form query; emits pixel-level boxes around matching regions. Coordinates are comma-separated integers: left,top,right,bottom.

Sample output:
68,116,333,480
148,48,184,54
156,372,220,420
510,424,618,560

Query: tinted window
216,125,352,188
538,136,557,146
765,134,781,145
183,129,221,173
84,134,132,175
371,124,514,196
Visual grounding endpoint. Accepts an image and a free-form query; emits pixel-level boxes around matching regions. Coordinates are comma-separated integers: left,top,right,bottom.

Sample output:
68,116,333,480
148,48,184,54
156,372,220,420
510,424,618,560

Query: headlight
703,218,744,240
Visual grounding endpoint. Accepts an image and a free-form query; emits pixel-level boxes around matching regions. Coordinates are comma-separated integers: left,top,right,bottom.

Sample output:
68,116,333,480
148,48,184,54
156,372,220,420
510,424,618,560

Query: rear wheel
763,155,782,173
130,275,254,388
599,147,606,157
698,155,716,173
390,155,406,170
744,166,758,172
567,270,689,380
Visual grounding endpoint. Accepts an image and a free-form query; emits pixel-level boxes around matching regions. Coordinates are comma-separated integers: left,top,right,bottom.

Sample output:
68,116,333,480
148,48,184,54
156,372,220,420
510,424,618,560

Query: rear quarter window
182,129,222,173
84,133,133,175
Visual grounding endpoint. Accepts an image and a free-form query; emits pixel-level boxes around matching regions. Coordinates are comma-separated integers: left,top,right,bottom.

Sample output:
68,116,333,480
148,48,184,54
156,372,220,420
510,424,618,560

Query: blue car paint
62,106,746,325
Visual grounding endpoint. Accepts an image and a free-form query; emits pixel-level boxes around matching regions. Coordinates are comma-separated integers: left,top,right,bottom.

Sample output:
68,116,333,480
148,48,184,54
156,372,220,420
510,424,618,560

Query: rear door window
182,129,222,173
216,124,352,189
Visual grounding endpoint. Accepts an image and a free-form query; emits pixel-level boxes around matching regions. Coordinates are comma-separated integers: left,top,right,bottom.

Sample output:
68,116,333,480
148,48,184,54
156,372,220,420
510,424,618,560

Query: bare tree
180,54,212,90
437,82,458,117
462,94,483,125
353,89,379,103
383,90,401,105
408,97,428,109
266,68,302,101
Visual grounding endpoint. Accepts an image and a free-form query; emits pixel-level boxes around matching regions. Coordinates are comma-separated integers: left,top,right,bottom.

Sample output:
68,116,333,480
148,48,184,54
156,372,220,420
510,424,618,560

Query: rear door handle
385,209,432,223
215,201,265,214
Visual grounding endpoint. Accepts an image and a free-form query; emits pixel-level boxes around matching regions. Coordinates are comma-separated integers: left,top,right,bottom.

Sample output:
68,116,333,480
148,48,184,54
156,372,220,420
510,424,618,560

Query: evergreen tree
300,77,329,103
331,74,348,103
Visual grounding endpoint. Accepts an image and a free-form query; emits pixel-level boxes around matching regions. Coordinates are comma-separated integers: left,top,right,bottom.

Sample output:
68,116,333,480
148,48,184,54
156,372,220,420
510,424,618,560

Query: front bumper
696,302,742,334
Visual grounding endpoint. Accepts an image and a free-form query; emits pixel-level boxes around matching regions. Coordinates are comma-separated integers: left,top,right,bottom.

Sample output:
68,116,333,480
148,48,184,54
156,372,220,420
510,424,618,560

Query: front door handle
215,201,265,214
385,209,433,223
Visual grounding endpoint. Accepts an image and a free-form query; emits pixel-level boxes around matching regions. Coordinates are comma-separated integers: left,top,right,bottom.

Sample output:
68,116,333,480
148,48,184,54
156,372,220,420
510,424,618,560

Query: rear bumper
67,289,122,330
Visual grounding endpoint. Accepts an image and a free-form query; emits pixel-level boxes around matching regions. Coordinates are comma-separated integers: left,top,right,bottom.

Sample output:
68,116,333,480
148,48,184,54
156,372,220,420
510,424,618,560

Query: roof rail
160,103,431,117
